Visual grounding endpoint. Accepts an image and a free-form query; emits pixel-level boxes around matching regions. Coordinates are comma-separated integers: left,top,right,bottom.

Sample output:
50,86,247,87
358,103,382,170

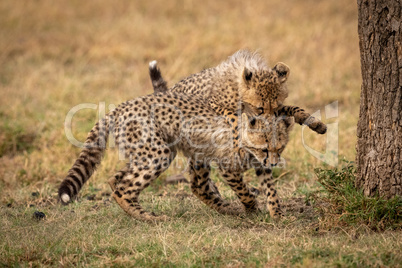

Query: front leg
189,161,239,215
219,169,258,212
275,105,327,134
255,167,283,218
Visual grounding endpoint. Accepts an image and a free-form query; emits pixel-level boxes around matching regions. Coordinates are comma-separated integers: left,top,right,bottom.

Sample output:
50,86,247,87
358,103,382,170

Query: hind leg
255,167,283,218
109,147,175,221
108,165,130,191
111,171,169,221
109,147,178,192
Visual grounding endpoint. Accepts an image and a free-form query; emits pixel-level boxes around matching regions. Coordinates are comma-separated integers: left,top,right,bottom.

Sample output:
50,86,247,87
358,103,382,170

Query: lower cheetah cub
59,92,292,221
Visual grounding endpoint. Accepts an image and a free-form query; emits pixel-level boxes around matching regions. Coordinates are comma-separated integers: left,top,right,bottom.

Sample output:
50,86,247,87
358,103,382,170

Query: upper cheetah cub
149,50,326,141
58,91,292,221
149,60,326,135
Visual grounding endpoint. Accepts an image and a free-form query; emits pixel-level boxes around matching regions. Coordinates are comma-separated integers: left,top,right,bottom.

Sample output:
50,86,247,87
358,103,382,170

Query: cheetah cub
148,54,327,135
149,50,291,155
59,91,292,221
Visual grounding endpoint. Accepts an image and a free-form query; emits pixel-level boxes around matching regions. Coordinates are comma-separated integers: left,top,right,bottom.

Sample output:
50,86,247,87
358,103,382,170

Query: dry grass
1,184,402,267
1,0,399,267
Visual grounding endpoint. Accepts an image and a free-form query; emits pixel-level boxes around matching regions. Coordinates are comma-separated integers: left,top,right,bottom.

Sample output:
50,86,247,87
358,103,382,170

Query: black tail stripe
86,134,96,142
69,174,83,189
87,158,97,171
72,166,85,181
76,159,88,176
87,150,100,159
59,184,71,197
63,179,77,196
76,158,86,166
81,160,92,176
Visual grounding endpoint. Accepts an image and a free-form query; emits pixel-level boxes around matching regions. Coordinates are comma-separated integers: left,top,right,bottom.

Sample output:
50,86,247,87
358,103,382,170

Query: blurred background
0,0,360,201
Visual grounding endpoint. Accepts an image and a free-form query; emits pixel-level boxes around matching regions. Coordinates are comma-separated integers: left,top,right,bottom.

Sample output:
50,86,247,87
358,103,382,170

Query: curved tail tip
149,60,157,69
60,193,71,204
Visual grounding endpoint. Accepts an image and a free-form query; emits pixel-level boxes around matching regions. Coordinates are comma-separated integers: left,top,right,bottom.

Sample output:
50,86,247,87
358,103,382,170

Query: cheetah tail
149,60,169,93
58,118,109,204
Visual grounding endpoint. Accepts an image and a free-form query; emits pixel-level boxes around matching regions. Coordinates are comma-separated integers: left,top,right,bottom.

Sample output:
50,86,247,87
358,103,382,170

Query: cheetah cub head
240,113,293,167
241,62,290,114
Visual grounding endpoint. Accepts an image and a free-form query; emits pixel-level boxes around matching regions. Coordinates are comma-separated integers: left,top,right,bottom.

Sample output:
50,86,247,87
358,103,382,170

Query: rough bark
356,0,401,198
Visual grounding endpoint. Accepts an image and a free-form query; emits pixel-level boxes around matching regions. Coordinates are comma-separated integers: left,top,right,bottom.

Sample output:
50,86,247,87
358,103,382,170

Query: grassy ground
0,0,400,267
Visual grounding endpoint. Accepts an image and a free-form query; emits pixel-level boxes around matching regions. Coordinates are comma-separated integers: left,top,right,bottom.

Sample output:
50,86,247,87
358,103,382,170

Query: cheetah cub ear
242,67,253,82
273,62,290,83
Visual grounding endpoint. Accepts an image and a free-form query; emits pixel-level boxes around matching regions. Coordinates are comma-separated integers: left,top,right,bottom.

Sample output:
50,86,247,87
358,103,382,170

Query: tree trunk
356,0,401,198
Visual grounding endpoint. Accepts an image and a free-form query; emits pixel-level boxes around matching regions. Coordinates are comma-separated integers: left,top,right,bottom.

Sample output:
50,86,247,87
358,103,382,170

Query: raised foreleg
275,105,327,134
